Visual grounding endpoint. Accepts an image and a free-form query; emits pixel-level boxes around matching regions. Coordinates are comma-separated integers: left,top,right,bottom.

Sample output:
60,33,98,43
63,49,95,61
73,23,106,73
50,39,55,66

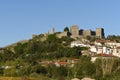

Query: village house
91,53,117,62
54,62,68,67
105,41,120,48
90,46,103,54
90,39,120,58
113,46,120,57
81,77,95,80
71,41,90,47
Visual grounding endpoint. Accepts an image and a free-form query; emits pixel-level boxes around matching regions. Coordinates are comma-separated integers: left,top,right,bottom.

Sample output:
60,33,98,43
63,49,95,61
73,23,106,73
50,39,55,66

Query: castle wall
83,30,92,37
56,31,68,38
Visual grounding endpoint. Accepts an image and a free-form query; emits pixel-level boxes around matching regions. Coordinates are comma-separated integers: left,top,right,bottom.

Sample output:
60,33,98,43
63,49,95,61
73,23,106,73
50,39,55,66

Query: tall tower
52,27,55,34
96,28,105,38
70,25,79,38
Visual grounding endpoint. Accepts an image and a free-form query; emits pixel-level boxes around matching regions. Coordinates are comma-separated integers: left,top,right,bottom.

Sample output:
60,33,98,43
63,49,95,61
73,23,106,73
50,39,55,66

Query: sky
0,0,120,47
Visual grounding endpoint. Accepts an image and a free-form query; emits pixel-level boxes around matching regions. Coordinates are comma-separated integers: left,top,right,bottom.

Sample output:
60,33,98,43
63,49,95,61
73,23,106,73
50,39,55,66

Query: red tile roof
116,46,120,49
92,53,117,57
58,62,68,65
71,58,80,60
95,40,116,43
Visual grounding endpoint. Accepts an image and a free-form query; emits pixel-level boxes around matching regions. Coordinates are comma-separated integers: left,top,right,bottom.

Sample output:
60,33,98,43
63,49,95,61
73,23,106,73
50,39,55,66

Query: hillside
0,33,120,80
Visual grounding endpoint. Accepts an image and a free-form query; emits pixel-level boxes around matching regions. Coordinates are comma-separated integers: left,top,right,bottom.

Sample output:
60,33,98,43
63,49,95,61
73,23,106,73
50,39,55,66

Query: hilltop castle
32,25,105,40
55,25,105,39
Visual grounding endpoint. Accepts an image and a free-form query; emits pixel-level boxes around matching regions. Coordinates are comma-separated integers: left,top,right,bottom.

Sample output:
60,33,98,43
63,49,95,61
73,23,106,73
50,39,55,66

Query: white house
94,40,108,46
90,46,113,55
71,41,90,47
104,40,120,48
116,43,120,47
113,46,120,57
90,46,97,53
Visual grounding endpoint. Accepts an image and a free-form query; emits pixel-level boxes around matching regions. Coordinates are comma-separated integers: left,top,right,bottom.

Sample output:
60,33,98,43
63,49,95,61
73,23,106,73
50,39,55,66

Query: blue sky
0,0,120,47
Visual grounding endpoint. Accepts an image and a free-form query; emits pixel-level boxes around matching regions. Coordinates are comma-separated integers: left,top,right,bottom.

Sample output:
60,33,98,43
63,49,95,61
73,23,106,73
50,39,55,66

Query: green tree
107,35,120,42
86,36,96,42
64,27,69,32
47,34,58,42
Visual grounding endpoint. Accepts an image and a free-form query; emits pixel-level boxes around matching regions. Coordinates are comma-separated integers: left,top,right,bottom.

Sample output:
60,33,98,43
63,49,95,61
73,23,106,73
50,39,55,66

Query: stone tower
96,28,105,38
52,27,55,34
70,25,79,38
